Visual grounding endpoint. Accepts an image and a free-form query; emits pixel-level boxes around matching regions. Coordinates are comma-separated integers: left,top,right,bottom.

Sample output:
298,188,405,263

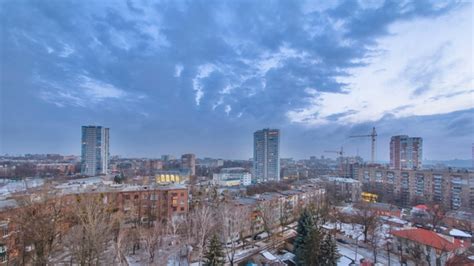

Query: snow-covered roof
260,251,277,261
380,216,409,225
449,228,472,238
279,251,295,262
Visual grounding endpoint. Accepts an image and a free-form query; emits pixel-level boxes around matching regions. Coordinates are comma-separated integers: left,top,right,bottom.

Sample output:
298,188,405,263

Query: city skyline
1,1,473,160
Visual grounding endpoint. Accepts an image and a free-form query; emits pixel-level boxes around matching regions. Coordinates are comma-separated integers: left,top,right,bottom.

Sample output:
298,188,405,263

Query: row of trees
7,182,327,265
8,188,187,265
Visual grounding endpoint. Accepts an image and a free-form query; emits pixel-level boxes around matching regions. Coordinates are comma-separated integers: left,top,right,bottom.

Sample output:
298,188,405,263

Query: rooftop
391,228,467,251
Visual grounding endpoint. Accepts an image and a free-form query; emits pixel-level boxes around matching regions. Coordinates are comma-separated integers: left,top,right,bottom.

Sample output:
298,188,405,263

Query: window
124,194,130,200
0,245,6,263
180,207,185,211
0,224,8,238
134,195,139,200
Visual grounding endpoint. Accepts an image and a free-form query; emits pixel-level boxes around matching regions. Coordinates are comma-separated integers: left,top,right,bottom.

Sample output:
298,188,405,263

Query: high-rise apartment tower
390,135,423,170
253,128,280,183
81,126,110,176
181,153,196,176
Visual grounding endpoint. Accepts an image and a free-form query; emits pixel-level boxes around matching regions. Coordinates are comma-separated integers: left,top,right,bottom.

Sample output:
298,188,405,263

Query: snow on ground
0,178,44,196
339,223,365,241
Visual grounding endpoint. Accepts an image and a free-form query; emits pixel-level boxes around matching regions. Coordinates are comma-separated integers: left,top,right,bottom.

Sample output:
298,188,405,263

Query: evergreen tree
320,233,340,266
203,234,225,266
294,208,340,266
294,209,316,265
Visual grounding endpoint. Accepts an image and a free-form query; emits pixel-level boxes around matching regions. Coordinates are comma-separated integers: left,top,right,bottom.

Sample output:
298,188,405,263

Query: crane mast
349,127,377,163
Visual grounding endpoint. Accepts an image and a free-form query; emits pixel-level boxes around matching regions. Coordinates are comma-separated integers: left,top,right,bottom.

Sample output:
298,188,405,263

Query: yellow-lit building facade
361,192,378,203
155,171,187,184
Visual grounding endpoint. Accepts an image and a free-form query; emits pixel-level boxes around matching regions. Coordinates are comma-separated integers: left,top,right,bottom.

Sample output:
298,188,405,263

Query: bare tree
257,200,280,247
367,220,383,263
409,243,425,265
112,227,129,266
64,194,117,265
140,220,166,264
426,203,445,230
218,202,248,266
188,204,215,265
11,187,66,265
167,214,186,263
354,202,378,243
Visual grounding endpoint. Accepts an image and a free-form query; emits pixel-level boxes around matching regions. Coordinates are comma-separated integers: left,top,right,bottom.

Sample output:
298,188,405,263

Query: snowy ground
0,178,44,196
337,242,402,265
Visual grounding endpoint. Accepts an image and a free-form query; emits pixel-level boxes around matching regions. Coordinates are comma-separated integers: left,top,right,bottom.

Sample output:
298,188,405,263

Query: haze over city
1,0,472,161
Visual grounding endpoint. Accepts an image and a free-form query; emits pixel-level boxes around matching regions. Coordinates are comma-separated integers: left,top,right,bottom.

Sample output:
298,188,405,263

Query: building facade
181,153,196,176
390,135,423,170
213,167,252,187
358,165,474,210
253,129,280,183
81,126,109,176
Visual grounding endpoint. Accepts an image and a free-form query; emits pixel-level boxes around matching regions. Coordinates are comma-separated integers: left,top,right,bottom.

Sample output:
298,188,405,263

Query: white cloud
38,75,145,108
174,64,184,77
288,6,473,125
58,43,74,58
78,75,126,100
192,63,216,106
224,104,231,115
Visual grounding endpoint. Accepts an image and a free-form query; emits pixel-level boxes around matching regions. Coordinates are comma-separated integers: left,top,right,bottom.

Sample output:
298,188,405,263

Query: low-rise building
213,167,251,187
391,227,469,266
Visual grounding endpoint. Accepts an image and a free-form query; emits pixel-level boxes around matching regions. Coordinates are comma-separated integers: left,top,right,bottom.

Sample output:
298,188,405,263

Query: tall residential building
390,135,423,170
81,126,109,176
253,128,280,183
181,153,196,176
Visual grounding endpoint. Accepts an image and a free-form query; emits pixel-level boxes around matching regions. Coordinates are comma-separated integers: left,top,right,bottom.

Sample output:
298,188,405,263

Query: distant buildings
81,126,109,176
181,153,196,176
322,176,362,203
213,167,251,187
390,135,423,170
253,129,280,183
161,154,176,162
358,165,474,210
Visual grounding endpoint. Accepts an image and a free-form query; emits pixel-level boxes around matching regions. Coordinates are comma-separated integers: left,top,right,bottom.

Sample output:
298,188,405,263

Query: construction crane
324,147,345,176
349,127,377,163
324,146,344,157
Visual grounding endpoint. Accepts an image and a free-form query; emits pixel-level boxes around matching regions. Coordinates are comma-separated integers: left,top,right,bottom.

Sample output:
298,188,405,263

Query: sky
0,0,473,161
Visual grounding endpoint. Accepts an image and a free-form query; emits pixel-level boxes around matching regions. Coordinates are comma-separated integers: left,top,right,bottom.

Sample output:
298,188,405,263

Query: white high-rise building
253,128,280,183
81,126,109,176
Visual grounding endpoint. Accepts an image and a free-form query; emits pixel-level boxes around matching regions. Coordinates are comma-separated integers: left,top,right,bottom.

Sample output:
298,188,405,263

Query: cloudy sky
0,0,472,161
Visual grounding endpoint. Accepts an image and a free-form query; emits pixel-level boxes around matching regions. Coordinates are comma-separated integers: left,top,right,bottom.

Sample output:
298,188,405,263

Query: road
337,242,401,265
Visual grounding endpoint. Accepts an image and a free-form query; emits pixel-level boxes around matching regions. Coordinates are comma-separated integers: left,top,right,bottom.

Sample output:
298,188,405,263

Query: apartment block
358,166,473,209
390,135,423,170
81,126,109,176
253,129,280,183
